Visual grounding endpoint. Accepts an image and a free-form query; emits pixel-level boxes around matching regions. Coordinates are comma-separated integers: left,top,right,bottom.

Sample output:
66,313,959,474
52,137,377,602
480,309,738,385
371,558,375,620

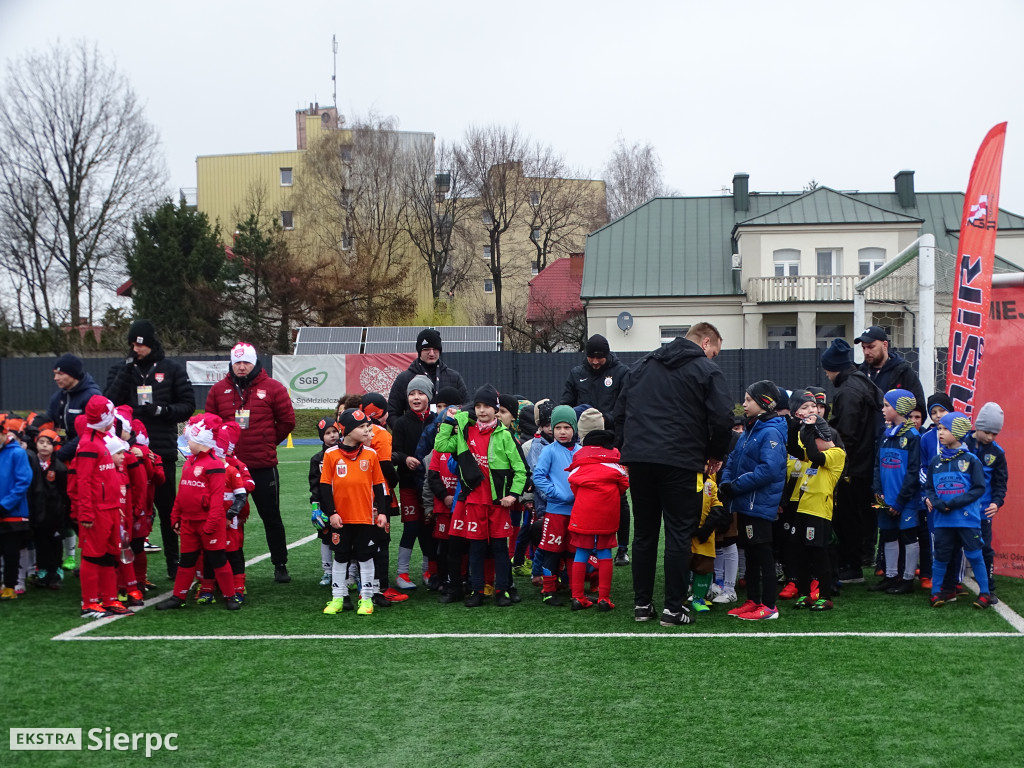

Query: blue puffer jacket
721,414,787,521
0,437,33,523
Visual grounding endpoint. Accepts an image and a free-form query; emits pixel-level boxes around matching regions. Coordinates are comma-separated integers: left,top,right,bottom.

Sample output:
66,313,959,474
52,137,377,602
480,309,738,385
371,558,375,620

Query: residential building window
530,190,540,206
858,247,885,276
660,325,690,345
482,211,494,225
773,249,800,278
482,245,491,260
280,167,293,186
340,146,353,162
531,227,541,242
531,260,540,275
341,233,353,251
281,211,294,230
816,324,846,350
816,248,841,276
483,279,494,293
767,325,797,349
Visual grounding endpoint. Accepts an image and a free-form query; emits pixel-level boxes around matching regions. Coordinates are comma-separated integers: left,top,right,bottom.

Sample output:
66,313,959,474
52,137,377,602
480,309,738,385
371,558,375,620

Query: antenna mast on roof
331,35,338,109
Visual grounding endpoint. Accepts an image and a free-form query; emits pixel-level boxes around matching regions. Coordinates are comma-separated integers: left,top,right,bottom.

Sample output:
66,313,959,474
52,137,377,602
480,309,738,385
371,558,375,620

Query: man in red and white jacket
156,414,241,611
204,342,295,583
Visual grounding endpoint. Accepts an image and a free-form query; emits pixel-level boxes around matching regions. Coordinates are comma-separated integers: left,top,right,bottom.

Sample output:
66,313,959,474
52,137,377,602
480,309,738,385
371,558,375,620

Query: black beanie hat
582,429,615,449
436,386,461,407
498,393,519,418
804,386,828,408
789,389,817,412
536,400,555,428
128,319,158,348
473,384,500,410
317,414,338,442
746,380,780,413
926,392,954,415
416,328,442,352
54,353,85,381
585,334,610,357
360,392,388,422
820,339,854,372
336,408,371,437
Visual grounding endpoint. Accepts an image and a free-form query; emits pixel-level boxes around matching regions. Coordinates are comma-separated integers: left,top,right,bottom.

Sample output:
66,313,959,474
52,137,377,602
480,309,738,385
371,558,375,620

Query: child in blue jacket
719,381,787,621
0,414,34,600
925,412,991,608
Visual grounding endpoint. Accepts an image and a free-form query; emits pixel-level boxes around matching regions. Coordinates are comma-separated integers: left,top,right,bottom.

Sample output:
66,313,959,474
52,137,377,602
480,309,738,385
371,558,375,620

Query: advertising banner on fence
946,122,1007,417
975,283,1024,577
186,361,229,387
271,354,415,410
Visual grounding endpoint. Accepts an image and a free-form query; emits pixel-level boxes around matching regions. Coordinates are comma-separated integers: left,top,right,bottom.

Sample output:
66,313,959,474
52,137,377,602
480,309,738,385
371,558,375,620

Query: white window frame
773,249,800,279
483,279,494,294
660,325,690,345
529,190,540,207
280,167,293,186
816,248,842,276
815,323,846,350
858,247,886,277
767,324,797,350
482,245,491,261
482,211,494,225
280,210,294,230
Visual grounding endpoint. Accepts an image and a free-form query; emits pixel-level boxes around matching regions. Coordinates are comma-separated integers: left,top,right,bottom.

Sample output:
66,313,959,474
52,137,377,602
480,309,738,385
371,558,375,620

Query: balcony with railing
746,275,859,303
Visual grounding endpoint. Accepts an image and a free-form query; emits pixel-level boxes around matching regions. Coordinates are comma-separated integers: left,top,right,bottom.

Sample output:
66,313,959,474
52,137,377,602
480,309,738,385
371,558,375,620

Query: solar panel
292,326,502,354
293,327,363,355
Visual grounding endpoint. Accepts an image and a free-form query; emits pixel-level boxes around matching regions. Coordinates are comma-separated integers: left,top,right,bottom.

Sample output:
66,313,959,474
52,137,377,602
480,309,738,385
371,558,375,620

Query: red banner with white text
946,123,1008,417
345,353,416,397
975,283,1024,577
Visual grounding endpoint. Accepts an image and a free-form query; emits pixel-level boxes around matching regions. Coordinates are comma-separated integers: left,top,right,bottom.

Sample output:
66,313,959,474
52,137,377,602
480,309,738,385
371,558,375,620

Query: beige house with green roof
582,171,1024,352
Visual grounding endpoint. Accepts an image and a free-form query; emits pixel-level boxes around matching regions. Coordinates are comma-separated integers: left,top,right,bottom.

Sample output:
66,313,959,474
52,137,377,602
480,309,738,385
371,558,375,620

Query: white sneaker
712,589,738,604
710,582,724,597
395,573,417,590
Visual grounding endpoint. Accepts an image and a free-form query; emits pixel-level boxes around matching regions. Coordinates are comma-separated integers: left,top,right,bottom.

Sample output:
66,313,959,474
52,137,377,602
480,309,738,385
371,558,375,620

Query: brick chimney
569,252,584,278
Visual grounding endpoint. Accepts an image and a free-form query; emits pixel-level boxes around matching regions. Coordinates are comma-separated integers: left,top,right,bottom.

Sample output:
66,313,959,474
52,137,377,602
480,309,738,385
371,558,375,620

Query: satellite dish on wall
616,312,634,332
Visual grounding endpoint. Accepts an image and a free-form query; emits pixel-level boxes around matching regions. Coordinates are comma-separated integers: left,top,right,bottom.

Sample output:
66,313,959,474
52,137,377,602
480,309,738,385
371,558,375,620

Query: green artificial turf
3,444,1023,767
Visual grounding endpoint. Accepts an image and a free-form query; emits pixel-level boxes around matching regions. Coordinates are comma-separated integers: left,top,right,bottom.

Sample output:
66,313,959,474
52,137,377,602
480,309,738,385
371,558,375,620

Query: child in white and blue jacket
925,412,991,608
532,405,580,605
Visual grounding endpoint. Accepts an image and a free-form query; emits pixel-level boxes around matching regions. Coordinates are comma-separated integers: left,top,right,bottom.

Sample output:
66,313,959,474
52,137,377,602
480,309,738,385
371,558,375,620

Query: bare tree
0,41,166,327
603,136,672,220
523,145,608,273
402,139,477,306
295,113,415,324
504,299,586,353
455,124,537,326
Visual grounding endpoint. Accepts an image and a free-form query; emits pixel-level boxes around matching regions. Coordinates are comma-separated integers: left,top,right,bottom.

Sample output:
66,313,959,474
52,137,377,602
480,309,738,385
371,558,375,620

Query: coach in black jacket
387,328,469,422
105,319,195,577
561,334,629,427
614,323,734,626
822,338,884,583
855,325,925,412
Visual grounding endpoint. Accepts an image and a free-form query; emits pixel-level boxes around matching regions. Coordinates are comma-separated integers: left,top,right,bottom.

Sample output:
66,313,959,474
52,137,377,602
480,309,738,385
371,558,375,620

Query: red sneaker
126,589,145,607
101,600,135,616
777,581,798,600
738,604,779,621
597,599,615,612
920,577,933,590
728,600,757,617
381,588,409,602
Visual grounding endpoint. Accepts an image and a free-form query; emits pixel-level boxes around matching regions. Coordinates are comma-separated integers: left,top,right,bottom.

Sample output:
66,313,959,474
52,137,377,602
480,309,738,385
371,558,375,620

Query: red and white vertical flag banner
947,122,1008,417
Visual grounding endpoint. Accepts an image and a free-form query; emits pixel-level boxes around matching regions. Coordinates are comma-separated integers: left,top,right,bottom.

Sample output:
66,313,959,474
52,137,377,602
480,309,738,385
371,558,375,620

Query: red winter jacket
172,451,226,532
73,428,122,524
204,365,295,469
567,445,629,535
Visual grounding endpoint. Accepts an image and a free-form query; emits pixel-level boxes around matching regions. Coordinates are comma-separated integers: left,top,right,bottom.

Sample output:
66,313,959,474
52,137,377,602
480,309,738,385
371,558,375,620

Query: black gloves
696,504,731,542
226,493,247,521
137,403,163,418
717,482,734,503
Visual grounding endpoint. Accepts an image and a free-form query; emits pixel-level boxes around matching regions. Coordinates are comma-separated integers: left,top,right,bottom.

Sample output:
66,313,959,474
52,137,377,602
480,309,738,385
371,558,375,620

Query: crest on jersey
360,459,369,471
900,437,907,449
985,454,996,466
957,459,970,473
604,376,613,387
257,389,267,399
806,527,815,541
193,466,202,477
155,373,165,383
745,525,753,538
336,463,348,477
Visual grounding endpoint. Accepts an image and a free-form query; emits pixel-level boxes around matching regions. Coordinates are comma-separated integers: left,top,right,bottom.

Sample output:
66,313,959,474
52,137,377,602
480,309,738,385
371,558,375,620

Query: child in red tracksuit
196,421,253,604
105,434,145,608
129,420,164,593
566,429,629,611
156,414,241,611
74,396,133,618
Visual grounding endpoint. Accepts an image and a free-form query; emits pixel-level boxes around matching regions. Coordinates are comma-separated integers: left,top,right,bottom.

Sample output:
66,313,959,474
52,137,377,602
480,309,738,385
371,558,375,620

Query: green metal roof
737,187,922,227
582,187,1024,299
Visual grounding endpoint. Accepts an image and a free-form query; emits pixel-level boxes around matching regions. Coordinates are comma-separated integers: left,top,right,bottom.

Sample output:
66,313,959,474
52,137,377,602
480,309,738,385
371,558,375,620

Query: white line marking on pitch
963,575,1024,633
51,533,319,642
57,631,1024,642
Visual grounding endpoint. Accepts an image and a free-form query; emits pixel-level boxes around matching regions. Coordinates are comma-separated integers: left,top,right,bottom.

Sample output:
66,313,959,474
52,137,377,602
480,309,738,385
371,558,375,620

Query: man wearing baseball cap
105,319,195,579
386,328,469,422
205,342,296,582
855,325,925,412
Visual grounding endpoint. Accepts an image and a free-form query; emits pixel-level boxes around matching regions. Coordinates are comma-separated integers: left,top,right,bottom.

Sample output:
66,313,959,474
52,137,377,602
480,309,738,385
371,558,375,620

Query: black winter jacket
561,352,629,427
41,373,103,462
387,358,469,422
614,337,734,472
104,341,195,460
859,351,925,413
828,367,883,478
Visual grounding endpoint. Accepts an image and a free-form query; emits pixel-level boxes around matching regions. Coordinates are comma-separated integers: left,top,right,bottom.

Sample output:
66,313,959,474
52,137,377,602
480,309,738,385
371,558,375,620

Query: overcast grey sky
2,0,1022,214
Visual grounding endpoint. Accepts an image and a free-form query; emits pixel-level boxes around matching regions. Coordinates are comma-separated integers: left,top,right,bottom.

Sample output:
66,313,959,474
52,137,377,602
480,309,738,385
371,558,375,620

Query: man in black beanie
387,328,469,422
820,338,883,584
41,353,102,462
562,333,631,564
105,319,195,579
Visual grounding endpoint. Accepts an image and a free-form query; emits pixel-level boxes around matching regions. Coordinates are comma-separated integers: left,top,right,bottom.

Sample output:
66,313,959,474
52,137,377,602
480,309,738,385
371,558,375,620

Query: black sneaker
155,596,186,611
837,567,865,584
659,607,694,627
541,592,563,607
439,590,464,604
274,566,291,584
464,592,484,608
224,595,243,611
495,591,513,607
371,593,392,608
634,603,655,622
869,576,899,592
424,575,443,591
507,586,522,604
614,548,630,567
886,578,915,595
